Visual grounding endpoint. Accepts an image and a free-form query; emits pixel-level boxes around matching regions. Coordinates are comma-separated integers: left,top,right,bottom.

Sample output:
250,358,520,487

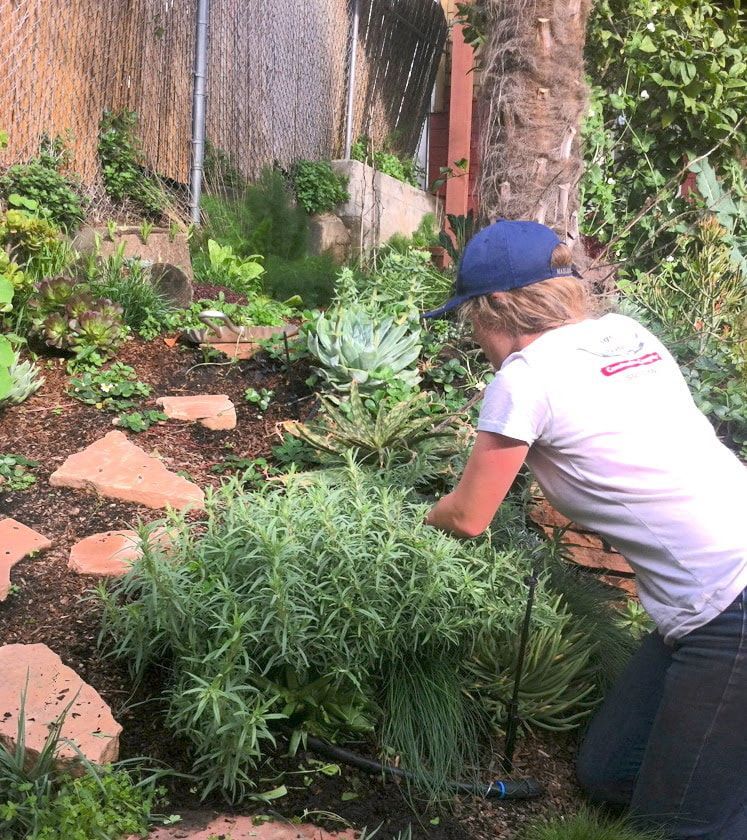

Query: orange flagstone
0,518,52,601
49,431,205,510
157,394,236,430
0,643,122,770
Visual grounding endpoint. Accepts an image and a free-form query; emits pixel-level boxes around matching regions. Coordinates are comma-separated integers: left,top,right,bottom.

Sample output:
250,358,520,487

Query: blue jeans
577,588,747,839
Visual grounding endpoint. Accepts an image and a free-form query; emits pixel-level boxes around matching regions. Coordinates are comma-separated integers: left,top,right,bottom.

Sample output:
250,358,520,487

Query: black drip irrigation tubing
305,735,544,801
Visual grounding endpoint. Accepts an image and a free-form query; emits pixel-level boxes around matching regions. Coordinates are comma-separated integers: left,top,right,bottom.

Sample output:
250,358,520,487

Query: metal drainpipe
344,0,361,159
189,0,210,225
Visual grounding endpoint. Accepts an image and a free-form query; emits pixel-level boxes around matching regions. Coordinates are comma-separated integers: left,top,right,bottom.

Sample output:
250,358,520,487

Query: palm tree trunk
477,0,592,250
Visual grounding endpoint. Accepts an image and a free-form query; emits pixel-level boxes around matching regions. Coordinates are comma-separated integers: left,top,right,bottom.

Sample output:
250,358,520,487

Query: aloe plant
307,306,422,393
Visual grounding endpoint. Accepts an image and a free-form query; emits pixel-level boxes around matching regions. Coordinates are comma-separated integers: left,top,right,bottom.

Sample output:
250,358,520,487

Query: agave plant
0,353,44,408
285,382,456,470
307,306,422,393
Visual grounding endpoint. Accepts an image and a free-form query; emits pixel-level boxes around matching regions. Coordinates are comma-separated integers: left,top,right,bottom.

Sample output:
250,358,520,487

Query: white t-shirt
477,313,747,644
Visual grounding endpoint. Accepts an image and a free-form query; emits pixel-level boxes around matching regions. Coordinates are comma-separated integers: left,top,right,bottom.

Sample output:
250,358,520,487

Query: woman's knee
576,738,634,807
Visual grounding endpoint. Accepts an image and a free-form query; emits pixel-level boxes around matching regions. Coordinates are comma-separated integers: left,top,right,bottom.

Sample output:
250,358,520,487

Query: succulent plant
0,353,45,408
28,275,81,313
69,305,127,355
307,306,422,393
65,292,98,320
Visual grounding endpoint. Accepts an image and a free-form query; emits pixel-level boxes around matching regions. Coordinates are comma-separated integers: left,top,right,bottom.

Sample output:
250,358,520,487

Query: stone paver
157,394,236,430
68,527,174,577
131,814,355,840
0,518,52,601
49,431,204,510
198,324,300,361
68,530,142,577
0,643,122,770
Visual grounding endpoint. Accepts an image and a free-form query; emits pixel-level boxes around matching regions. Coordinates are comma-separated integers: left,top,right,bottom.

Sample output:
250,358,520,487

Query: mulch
0,335,586,838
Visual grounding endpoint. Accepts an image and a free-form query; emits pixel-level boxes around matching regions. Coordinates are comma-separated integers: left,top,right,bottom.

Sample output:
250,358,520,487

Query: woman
424,219,747,839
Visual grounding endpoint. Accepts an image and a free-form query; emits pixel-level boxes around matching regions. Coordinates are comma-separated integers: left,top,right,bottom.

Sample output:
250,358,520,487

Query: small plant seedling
168,220,180,242
244,387,274,412
106,220,118,241
115,410,167,432
0,453,39,490
139,219,154,245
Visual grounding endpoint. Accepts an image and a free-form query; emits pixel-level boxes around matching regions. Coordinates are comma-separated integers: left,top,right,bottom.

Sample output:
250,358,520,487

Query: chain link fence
0,0,446,220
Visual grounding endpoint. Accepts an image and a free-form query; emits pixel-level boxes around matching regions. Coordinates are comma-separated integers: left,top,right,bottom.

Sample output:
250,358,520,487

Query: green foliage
351,136,421,187
98,110,168,217
243,386,274,412
454,2,488,51
115,409,167,433
0,206,63,266
68,362,151,411
519,807,664,840
0,277,15,399
582,0,746,266
27,277,128,359
0,453,39,490
285,382,459,487
615,599,655,641
197,239,265,296
0,351,44,408
385,213,439,254
438,211,477,265
307,306,422,393
99,463,588,800
0,156,85,231
199,169,308,261
0,688,159,840
290,160,349,215
83,254,172,332
335,248,452,318
0,249,28,293
139,292,293,340
261,254,337,309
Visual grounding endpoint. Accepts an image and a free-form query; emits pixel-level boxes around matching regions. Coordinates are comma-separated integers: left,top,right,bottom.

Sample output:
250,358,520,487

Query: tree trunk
477,0,592,252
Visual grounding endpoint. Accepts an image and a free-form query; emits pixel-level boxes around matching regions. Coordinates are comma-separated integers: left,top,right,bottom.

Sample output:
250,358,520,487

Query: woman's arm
426,431,529,538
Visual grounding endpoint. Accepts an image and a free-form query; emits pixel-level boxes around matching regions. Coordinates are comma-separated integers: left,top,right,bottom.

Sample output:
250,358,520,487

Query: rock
68,530,142,577
49,431,205,510
156,395,236,431
0,518,52,601
309,212,351,264
0,643,122,771
129,814,355,840
71,226,193,306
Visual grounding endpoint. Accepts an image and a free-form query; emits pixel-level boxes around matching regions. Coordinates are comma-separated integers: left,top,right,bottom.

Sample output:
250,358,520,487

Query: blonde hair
458,244,596,337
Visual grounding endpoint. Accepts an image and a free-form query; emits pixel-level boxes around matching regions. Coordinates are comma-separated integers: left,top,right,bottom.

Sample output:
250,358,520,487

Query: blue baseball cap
422,219,581,319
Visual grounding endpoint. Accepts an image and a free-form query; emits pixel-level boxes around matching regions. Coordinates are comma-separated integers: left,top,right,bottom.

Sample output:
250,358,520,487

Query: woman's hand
425,431,529,538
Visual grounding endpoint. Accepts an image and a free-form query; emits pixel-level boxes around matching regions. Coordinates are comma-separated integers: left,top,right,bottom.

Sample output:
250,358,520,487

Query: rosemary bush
99,463,594,801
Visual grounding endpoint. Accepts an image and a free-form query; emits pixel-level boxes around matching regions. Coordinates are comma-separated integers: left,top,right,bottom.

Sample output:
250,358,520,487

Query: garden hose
305,735,544,801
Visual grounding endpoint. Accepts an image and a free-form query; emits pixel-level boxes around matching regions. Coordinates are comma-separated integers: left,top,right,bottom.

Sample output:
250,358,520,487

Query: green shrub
334,248,453,317
193,239,265,296
519,807,664,840
385,213,439,254
351,136,421,187
99,110,168,218
99,463,593,801
262,254,337,308
0,161,85,232
290,160,349,215
199,168,308,261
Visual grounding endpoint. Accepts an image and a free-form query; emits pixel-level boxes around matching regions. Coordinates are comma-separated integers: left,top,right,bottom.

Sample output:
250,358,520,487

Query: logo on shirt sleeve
600,351,662,377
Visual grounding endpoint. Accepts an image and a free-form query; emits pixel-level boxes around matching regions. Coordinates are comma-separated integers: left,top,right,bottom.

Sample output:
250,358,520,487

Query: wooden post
445,20,474,220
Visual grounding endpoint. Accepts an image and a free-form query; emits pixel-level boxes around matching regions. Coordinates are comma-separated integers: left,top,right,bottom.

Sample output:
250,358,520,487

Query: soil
0,335,585,839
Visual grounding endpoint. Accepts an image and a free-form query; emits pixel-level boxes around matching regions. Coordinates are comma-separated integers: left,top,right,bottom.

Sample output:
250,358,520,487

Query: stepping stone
0,518,52,601
68,528,173,577
49,431,205,511
156,394,236,430
131,814,355,839
0,643,122,770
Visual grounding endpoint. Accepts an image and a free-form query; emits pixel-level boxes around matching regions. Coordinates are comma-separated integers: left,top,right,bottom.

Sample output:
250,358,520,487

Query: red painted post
445,21,474,221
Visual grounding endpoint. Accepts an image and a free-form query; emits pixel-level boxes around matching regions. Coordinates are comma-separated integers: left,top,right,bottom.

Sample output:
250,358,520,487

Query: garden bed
0,334,585,839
